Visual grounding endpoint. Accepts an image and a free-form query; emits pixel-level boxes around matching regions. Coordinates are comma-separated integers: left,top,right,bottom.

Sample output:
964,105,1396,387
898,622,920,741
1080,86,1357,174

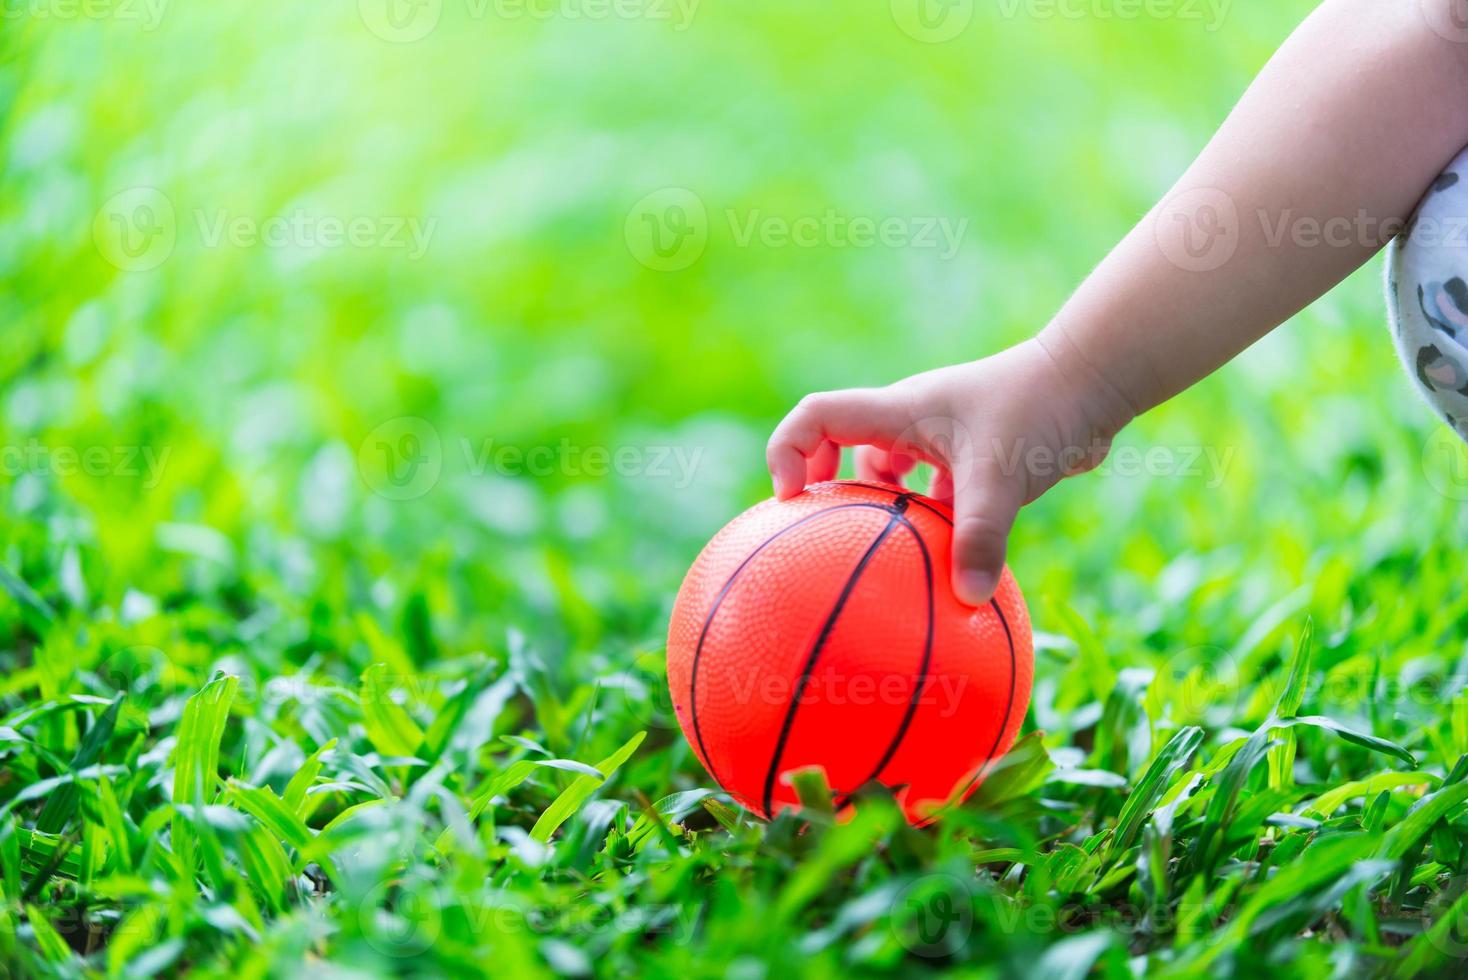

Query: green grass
6,1,1468,976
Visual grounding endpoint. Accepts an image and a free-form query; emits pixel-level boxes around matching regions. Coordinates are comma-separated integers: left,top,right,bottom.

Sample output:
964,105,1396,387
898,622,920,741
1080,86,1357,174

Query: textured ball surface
666,481,1033,825
1387,144,1468,438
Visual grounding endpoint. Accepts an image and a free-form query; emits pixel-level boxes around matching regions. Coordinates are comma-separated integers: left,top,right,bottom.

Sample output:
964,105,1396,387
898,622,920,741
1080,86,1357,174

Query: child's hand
770,0,1468,605
766,335,1134,606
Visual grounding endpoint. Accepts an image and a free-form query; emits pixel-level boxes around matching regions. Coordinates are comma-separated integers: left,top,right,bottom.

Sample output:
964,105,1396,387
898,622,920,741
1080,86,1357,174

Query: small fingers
927,467,954,506
766,441,809,501
950,464,1023,606
855,445,917,486
767,389,906,499
807,439,841,485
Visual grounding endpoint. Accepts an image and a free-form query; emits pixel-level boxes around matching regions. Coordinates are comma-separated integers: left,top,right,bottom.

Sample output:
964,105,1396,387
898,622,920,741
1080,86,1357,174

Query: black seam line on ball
832,479,898,492
834,480,951,525
835,481,1020,815
759,512,903,818
831,516,934,812
909,495,1021,809
688,502,900,789
896,492,951,526
951,597,1018,805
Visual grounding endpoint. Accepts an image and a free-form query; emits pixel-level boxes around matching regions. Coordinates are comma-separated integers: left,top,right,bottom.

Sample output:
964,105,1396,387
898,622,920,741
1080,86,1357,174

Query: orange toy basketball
667,480,1033,825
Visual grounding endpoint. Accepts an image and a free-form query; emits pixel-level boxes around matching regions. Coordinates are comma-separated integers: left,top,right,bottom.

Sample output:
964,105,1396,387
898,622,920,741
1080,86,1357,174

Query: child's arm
768,0,1468,605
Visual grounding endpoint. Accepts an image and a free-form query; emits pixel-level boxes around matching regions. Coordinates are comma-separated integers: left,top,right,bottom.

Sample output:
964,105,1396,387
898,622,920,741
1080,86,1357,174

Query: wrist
1032,325,1140,442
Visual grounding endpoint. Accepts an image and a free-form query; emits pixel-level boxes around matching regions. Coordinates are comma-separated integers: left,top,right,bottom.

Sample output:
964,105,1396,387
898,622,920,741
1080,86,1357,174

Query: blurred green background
5,0,1456,663
3,0,1455,658
6,1,1468,974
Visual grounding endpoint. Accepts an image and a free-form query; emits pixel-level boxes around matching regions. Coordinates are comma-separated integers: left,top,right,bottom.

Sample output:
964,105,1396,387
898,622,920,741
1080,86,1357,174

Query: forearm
1040,0,1468,426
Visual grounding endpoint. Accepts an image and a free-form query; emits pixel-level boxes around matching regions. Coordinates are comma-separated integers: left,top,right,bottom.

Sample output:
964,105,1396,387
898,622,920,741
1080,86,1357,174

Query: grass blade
35,696,121,834
1378,782,1468,861
1105,726,1202,866
530,731,645,843
0,564,57,626
1268,621,1313,789
359,664,425,759
170,675,239,875
283,739,336,819
24,905,71,962
1282,716,1416,768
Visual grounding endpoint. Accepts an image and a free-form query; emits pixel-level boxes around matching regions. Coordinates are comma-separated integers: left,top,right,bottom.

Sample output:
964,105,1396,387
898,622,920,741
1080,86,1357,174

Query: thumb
950,462,1023,606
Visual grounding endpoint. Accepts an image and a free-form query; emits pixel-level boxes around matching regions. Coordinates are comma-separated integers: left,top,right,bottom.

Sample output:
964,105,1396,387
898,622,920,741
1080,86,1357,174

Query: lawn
5,1,1468,976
